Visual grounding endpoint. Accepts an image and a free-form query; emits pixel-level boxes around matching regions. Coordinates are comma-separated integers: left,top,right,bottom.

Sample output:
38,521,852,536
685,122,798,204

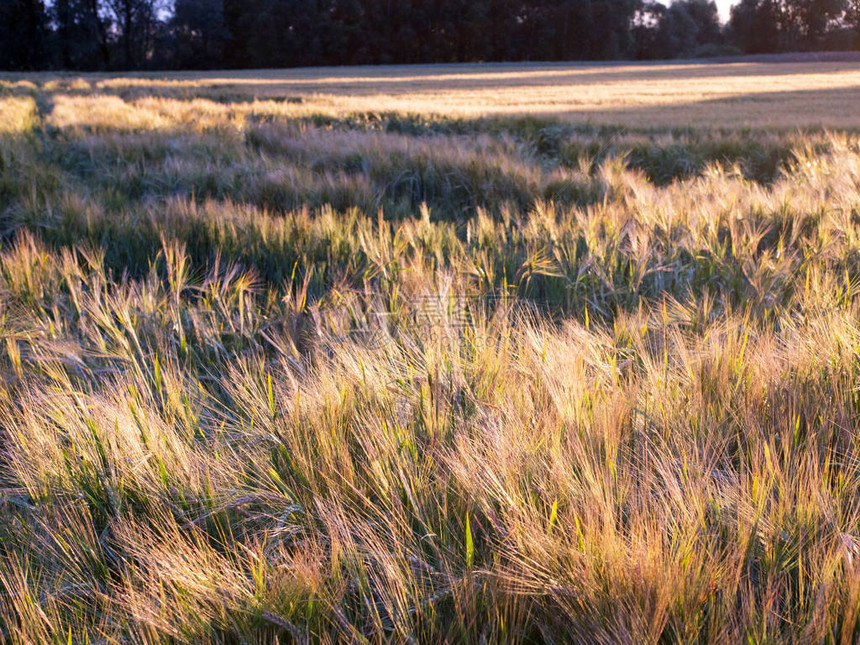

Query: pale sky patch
716,0,737,23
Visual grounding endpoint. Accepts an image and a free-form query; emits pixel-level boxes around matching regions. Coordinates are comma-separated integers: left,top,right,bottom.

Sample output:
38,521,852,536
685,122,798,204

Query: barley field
4,61,860,643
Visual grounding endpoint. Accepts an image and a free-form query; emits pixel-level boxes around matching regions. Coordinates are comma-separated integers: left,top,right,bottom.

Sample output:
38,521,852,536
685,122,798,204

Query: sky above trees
715,0,736,20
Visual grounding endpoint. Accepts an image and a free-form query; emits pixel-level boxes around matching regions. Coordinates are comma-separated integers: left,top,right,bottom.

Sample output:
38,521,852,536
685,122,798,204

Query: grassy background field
4,61,860,643
6,59,860,129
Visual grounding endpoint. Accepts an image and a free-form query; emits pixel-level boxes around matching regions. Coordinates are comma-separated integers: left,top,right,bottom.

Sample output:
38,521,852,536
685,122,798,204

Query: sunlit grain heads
5,68,860,641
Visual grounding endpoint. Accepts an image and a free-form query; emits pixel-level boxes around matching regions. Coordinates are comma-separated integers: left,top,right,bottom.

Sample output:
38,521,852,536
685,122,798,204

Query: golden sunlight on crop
7,57,860,642
10,60,858,130
0,96,37,133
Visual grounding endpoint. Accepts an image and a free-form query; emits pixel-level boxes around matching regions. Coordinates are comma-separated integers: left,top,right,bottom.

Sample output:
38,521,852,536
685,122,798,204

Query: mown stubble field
3,61,860,643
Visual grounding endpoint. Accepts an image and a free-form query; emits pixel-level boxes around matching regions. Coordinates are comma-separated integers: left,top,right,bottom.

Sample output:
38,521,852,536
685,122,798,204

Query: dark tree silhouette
53,0,111,69
1,0,859,71
101,0,161,68
0,0,50,70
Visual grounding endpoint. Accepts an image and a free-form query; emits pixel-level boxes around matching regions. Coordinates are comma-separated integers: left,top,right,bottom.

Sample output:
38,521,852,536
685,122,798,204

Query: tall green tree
0,0,49,70
677,0,722,45
783,0,846,49
729,0,782,51
847,0,860,43
102,0,161,68
53,0,111,69
173,0,228,68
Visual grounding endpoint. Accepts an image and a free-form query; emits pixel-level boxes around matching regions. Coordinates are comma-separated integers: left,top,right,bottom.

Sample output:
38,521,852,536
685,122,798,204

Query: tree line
2,0,860,71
